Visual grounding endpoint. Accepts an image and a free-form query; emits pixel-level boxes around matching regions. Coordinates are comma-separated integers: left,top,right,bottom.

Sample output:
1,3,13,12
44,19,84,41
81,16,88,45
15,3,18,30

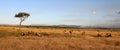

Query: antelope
105,33,112,37
97,33,102,37
81,32,85,36
69,30,73,34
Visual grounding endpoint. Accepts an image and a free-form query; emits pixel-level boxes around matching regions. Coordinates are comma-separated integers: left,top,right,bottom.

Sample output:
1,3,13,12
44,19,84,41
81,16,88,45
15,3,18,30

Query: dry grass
0,26,120,50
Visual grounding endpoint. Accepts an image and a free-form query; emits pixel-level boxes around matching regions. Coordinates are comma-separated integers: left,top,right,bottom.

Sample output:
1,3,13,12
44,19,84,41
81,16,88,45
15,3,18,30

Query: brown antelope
21,32,29,36
105,33,112,37
63,30,67,33
97,33,102,37
69,30,73,34
35,32,41,36
81,32,85,36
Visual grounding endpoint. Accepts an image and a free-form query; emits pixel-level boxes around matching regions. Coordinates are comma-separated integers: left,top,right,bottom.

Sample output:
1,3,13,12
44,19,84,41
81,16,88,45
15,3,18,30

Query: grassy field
0,26,120,50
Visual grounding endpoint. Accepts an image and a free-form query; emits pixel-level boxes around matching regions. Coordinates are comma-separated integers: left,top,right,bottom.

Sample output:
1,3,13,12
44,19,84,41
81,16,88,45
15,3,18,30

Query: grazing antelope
21,31,36,36
63,30,67,33
35,32,41,36
21,32,25,36
69,30,73,34
105,33,112,37
97,33,102,37
27,31,34,36
81,32,85,36
21,32,29,36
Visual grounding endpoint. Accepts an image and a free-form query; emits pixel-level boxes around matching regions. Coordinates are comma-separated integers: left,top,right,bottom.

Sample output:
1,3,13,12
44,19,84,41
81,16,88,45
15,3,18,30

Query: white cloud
92,10,97,15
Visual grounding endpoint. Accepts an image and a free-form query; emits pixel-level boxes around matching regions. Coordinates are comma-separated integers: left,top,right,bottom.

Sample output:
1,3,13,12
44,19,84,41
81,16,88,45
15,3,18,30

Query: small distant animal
21,32,28,36
105,33,112,37
69,30,73,34
35,33,41,36
81,32,85,36
27,31,34,36
21,31,38,36
97,33,102,37
63,30,67,33
21,33,25,36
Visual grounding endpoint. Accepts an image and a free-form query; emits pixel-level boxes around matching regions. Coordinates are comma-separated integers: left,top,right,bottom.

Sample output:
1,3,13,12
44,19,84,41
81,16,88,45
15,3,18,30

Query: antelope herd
21,31,41,36
21,29,112,37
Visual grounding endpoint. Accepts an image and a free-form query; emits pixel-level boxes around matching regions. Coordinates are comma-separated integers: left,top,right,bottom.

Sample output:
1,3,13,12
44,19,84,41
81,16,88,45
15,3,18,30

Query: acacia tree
15,12,30,30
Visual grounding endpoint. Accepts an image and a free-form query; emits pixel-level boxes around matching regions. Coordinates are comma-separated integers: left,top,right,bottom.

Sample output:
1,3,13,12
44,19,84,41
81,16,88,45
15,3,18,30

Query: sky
0,0,120,28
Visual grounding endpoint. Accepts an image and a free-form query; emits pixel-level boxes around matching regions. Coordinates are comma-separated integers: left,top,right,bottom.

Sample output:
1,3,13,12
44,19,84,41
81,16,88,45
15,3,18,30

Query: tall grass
0,30,21,37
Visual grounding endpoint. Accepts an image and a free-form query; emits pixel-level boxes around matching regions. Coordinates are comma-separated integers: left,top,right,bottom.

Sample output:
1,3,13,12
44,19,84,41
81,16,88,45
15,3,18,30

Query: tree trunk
19,21,22,31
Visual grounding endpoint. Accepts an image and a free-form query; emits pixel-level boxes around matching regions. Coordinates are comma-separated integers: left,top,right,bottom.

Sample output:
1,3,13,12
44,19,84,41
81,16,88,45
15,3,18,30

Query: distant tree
15,12,30,30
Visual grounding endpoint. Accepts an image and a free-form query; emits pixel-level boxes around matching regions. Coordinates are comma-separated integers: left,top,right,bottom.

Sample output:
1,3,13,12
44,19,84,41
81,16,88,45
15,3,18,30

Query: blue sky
0,0,120,27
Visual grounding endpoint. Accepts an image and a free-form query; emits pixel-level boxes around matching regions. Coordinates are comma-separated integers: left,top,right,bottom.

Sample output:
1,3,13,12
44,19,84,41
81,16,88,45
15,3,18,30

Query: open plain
0,26,120,50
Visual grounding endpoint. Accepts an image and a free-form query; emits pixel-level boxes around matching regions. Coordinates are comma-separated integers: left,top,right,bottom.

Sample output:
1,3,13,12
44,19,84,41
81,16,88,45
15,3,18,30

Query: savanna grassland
0,26,120,50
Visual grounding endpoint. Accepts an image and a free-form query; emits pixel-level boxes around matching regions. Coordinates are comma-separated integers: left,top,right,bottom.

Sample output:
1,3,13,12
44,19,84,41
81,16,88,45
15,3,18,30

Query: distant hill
0,24,120,29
